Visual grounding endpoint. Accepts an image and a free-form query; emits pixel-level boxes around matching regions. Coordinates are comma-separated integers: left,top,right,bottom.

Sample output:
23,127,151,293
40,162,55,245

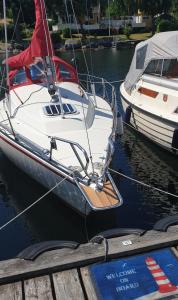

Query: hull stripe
0,132,74,183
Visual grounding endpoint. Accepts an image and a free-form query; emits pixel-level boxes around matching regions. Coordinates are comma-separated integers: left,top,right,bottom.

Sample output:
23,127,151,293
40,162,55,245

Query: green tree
106,1,119,18
157,19,178,31
123,25,132,38
171,0,178,18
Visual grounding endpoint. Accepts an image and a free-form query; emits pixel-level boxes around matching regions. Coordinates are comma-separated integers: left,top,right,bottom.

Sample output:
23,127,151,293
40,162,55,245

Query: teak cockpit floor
81,181,120,209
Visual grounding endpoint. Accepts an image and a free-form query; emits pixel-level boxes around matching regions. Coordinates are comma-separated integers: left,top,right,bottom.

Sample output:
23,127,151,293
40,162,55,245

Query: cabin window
43,103,77,116
30,62,44,81
136,45,148,69
162,59,178,78
144,59,178,78
59,64,71,79
12,68,27,85
144,59,163,76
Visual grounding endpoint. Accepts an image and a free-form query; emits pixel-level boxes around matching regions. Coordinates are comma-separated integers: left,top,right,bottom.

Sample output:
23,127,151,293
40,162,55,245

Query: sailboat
0,0,123,215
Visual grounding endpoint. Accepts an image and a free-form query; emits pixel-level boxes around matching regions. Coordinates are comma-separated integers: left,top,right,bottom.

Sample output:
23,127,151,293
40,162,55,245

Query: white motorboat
0,0,123,215
120,31,178,154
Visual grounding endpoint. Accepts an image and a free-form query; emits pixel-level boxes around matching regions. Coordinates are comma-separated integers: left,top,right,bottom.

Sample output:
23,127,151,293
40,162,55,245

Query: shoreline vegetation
0,32,151,53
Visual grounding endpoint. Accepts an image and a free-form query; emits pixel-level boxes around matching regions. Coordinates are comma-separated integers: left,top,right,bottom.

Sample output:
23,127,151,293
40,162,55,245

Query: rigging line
85,0,94,77
11,4,21,43
64,0,80,80
80,88,95,174
39,0,56,83
0,171,74,232
69,0,92,79
43,0,54,55
79,79,124,84
19,86,44,105
43,0,58,82
66,0,95,174
0,86,9,92
64,0,84,83
12,89,24,104
108,80,124,84
3,0,10,91
19,1,30,44
0,67,6,95
11,86,45,118
109,167,178,198
39,0,50,58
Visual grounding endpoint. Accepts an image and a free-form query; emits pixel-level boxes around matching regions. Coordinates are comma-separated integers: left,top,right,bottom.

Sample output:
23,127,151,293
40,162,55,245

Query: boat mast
41,0,63,114
40,0,56,96
3,0,11,114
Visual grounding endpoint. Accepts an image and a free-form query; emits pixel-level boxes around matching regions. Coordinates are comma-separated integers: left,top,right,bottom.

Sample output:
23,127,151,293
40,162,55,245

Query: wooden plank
0,282,22,300
0,226,178,284
81,181,119,208
24,275,53,300
80,267,98,300
53,269,84,300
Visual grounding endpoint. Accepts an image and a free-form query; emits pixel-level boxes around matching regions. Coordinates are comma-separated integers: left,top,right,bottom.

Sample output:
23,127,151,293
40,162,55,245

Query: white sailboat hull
0,132,91,215
0,0,123,216
120,94,178,154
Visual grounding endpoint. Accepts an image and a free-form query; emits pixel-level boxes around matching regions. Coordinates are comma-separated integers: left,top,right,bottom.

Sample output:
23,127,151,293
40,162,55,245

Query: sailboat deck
81,181,120,209
0,82,113,175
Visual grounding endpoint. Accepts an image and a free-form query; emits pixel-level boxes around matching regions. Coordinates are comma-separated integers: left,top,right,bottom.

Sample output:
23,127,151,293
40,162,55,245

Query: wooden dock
1,225,178,299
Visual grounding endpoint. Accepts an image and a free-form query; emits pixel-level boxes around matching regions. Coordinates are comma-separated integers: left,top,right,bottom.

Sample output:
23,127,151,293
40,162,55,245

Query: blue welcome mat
90,248,178,299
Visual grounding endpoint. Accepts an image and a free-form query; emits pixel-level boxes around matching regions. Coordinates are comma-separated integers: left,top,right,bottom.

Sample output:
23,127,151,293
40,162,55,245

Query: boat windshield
30,62,44,81
144,59,178,78
59,64,72,79
12,68,27,85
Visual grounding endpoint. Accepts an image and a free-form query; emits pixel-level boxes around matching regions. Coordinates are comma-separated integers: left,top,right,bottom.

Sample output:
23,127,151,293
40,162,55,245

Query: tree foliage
1,0,178,37
157,19,178,32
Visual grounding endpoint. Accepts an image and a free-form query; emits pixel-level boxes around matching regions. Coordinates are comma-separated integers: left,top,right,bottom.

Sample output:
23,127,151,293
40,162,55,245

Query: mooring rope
109,168,178,198
0,171,74,232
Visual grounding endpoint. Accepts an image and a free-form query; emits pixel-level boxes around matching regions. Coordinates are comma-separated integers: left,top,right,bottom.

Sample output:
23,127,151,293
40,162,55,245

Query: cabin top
124,31,178,93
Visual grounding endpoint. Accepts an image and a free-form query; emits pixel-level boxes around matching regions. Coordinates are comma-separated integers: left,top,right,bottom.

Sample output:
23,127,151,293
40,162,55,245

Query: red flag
6,0,54,69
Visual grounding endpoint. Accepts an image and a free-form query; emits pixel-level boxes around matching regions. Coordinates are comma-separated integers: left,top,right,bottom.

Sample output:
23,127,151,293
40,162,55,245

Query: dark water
0,48,178,261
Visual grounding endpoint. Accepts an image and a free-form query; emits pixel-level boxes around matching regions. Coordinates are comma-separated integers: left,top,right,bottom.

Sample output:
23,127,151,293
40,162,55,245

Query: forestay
124,31,178,94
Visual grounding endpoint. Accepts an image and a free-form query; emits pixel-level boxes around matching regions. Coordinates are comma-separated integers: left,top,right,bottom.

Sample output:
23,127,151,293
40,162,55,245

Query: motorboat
120,31,178,154
0,0,123,215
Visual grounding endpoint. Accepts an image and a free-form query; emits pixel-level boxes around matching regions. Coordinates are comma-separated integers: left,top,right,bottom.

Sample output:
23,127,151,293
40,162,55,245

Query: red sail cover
6,0,54,69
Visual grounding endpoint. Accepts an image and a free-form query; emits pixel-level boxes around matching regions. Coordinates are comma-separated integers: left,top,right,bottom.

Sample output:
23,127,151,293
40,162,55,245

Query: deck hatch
43,104,77,116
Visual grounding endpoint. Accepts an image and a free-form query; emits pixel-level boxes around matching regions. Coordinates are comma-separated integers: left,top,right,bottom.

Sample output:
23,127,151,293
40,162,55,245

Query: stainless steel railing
78,73,118,182
49,136,90,177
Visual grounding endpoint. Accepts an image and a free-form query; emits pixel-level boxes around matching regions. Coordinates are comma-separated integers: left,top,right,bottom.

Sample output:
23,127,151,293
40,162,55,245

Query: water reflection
111,127,178,229
0,153,86,259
